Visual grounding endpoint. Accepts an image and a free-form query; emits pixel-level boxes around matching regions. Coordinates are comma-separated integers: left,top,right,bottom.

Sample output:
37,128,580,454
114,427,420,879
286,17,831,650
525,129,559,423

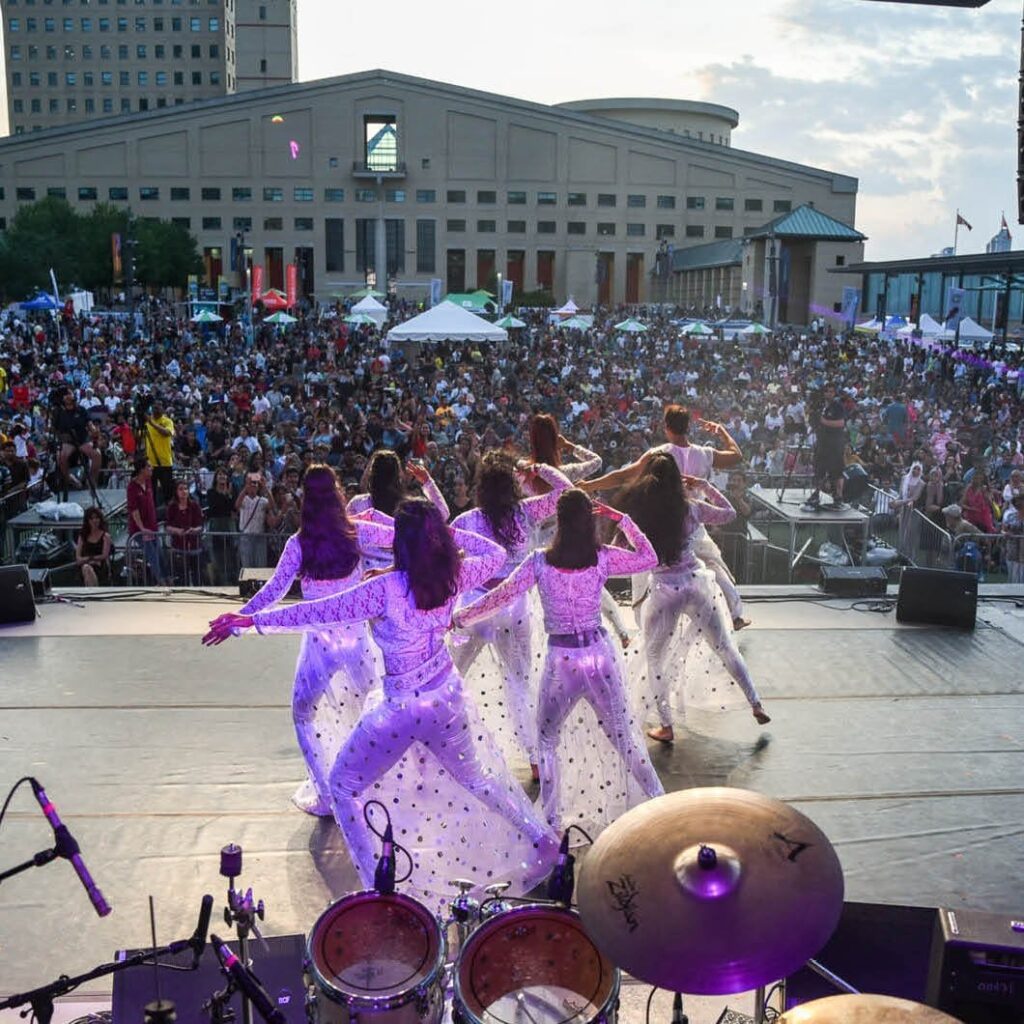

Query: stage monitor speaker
819,565,888,597
786,901,937,1008
238,567,301,600
0,563,37,625
29,567,51,599
113,933,307,1024
897,567,978,630
926,906,1024,1022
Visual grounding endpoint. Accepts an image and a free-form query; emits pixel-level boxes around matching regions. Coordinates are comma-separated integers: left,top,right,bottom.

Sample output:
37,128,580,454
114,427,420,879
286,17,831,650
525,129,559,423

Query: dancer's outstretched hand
406,460,429,484
202,612,253,646
592,501,623,523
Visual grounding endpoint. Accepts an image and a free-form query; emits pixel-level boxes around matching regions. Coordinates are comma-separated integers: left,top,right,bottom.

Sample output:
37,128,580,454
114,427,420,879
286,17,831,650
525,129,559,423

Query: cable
566,823,595,847
0,776,36,835
645,985,659,1024
362,799,414,885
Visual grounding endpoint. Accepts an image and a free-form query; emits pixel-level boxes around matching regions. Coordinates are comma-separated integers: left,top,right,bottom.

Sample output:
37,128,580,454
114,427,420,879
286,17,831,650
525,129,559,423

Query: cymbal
779,995,961,1023
576,787,844,994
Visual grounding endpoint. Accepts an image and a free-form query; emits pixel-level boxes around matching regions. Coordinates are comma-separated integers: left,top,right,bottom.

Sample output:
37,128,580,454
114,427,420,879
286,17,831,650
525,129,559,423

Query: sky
293,0,1021,261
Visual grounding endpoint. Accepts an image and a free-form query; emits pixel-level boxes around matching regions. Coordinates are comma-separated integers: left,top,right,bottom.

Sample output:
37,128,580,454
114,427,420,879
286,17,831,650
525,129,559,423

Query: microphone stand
0,826,76,886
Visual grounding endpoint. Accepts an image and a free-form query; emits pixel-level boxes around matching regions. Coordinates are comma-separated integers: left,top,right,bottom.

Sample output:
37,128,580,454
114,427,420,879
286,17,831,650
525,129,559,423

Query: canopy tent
897,313,946,339
554,298,579,316
495,314,526,329
681,321,715,336
955,317,994,343
20,293,60,311
347,286,386,300
190,309,223,323
351,294,388,326
258,289,289,311
557,315,592,331
740,322,771,336
443,292,496,313
614,317,648,333
264,311,297,325
386,301,508,343
344,312,378,326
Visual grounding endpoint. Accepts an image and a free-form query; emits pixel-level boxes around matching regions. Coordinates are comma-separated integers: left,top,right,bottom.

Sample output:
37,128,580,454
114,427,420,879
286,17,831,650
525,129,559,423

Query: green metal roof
746,204,866,242
670,238,744,273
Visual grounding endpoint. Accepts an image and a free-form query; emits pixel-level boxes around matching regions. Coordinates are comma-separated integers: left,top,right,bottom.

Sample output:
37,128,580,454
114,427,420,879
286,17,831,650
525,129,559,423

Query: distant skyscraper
987,214,1013,253
235,0,297,92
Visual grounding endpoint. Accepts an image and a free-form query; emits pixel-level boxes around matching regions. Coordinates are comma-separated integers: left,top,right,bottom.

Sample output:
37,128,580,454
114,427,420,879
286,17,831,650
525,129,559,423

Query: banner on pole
218,275,229,302
501,277,514,307
187,274,199,301
841,286,860,326
286,263,298,308
111,234,123,283
429,278,442,307
945,285,966,334
251,264,264,301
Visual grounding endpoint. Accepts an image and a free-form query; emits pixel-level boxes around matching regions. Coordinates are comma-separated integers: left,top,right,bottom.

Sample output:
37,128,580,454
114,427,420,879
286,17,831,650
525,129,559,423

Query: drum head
308,891,443,1003
456,905,618,1024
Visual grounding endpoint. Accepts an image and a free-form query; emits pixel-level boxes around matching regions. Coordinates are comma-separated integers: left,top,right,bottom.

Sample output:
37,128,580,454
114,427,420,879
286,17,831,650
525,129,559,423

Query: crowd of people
0,294,1023,584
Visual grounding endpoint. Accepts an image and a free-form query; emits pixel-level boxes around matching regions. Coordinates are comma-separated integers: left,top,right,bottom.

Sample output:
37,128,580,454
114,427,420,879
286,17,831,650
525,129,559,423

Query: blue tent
20,292,60,310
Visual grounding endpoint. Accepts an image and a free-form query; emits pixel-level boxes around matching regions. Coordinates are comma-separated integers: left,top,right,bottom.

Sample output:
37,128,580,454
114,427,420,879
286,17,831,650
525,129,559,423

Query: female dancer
620,454,770,744
204,499,557,906
455,489,664,833
450,452,572,776
227,465,394,815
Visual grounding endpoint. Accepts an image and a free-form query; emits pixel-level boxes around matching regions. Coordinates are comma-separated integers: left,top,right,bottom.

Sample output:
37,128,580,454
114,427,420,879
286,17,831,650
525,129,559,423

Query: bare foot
752,703,771,725
733,617,752,631
647,725,674,743
530,763,540,782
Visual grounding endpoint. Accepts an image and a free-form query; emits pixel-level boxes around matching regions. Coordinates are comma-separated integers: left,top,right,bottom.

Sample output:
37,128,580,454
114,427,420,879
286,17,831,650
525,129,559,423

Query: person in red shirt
165,480,204,583
127,458,165,584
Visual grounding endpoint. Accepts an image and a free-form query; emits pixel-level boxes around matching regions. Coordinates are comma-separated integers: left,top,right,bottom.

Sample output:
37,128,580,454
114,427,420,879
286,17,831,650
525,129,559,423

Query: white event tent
955,317,994,344
350,294,388,327
386,301,508,343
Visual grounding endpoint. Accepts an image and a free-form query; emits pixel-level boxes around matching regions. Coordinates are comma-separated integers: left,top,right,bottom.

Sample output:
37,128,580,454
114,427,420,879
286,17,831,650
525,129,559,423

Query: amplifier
29,567,51,599
926,907,1024,1021
819,565,888,597
0,564,37,625
238,567,300,600
897,567,978,630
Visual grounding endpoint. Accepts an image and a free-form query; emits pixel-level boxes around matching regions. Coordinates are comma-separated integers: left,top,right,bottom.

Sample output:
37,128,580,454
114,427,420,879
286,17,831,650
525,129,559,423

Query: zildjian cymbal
576,787,844,994
779,994,961,1023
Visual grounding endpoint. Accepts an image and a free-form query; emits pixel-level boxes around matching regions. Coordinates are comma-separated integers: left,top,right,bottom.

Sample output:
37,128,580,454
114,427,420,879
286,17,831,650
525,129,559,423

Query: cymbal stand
220,844,266,1024
753,959,858,1021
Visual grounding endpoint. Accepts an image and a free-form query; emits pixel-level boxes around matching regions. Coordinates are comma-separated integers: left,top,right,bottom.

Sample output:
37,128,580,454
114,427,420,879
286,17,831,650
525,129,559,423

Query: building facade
0,69,860,307
2,0,238,134
234,0,296,92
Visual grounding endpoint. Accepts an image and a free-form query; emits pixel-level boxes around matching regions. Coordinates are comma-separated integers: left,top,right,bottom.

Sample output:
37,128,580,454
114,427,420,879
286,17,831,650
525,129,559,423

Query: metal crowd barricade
950,531,1012,582
124,528,287,587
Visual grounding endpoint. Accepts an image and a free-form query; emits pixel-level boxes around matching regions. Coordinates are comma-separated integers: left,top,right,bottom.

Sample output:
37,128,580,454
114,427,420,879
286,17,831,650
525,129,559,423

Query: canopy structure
20,293,60,311
495,314,526,329
443,292,496,313
956,317,994,343
614,317,648,333
681,321,715,336
386,300,508,343
555,298,580,316
258,289,288,311
344,312,378,326
348,286,386,300
896,313,946,339
740,322,771,336
557,315,592,330
190,309,223,323
351,294,388,326
264,311,297,325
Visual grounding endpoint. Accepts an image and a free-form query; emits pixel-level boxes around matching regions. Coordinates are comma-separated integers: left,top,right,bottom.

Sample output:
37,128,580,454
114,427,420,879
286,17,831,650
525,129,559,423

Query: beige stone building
0,69,860,315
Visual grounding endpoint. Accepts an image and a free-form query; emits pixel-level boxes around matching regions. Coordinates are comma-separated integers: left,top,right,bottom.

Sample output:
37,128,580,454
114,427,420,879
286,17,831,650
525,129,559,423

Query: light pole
496,271,503,315
236,229,253,342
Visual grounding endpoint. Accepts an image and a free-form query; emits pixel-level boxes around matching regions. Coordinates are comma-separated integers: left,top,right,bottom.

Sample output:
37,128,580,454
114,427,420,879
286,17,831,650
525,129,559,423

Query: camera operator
143,400,176,505
53,389,101,491
806,383,847,510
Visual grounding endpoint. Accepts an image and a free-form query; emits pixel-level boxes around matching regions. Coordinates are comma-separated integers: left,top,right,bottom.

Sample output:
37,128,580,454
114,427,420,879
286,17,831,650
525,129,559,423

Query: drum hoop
452,903,620,1023
306,889,447,1009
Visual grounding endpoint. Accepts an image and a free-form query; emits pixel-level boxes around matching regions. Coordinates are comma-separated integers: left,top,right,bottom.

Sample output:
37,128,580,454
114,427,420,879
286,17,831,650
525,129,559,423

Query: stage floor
2,587,1024,1015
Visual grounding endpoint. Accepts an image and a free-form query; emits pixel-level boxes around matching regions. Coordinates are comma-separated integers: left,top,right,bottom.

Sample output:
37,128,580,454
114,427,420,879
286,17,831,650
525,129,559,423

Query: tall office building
1,0,294,136
234,0,296,91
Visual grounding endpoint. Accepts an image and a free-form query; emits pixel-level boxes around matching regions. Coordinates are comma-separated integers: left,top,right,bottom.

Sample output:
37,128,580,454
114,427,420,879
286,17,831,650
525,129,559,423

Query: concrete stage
1,586,1024,1020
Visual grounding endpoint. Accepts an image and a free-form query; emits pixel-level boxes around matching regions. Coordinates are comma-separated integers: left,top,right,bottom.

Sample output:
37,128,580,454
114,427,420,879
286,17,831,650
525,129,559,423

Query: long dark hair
367,449,405,517
298,465,360,580
393,498,461,610
621,453,687,566
79,506,108,542
545,489,598,569
529,414,560,467
476,450,524,551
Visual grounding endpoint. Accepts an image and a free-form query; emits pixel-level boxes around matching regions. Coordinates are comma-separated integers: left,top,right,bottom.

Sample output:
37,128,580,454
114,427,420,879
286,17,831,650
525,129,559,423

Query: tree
133,218,204,288
0,196,83,300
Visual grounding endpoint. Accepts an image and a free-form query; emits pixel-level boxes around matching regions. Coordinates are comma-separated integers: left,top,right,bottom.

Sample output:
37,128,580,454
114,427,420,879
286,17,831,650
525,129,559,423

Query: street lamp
236,229,253,342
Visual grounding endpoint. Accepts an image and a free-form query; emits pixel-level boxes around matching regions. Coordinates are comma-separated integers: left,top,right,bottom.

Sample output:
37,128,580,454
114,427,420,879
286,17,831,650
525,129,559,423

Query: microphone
545,830,575,904
671,992,688,1024
190,894,214,967
210,934,286,1024
31,778,111,917
373,822,396,895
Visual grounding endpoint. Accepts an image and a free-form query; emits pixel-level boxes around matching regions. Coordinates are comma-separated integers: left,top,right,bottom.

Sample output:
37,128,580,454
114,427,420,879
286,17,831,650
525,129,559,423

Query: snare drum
306,890,447,1023
453,904,619,1024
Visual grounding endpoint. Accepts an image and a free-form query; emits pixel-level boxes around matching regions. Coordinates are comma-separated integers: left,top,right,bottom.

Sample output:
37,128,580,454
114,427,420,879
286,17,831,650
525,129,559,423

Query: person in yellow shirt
0,363,8,396
144,401,175,504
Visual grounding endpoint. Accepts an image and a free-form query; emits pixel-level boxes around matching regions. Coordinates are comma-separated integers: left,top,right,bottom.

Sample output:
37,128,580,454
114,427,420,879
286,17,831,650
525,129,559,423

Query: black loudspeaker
820,565,888,597
29,567,51,599
238,567,301,600
926,906,1024,1022
113,933,307,1024
786,901,937,1008
0,564,37,625
897,567,978,630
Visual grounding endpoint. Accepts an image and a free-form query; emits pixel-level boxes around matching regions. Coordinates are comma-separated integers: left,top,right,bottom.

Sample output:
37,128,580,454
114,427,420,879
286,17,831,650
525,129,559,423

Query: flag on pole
956,212,973,231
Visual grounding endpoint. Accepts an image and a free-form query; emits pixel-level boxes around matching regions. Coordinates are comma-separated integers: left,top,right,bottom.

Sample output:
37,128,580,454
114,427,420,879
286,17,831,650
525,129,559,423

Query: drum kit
300,787,961,1024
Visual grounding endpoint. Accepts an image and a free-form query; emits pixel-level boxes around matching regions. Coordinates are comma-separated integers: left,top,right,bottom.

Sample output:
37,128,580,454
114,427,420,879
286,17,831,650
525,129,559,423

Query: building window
171,217,191,230
67,97,77,111
115,16,125,29
201,187,221,201
77,186,98,200
355,189,377,203
136,70,147,84
47,186,66,198
537,250,554,291
324,217,344,272
416,219,435,273
120,98,129,111
202,216,221,229
135,43,145,56
232,217,252,232
476,190,496,204
260,216,281,230
537,191,557,205
44,16,55,30
258,3,266,17
744,198,763,212
626,223,645,237
9,45,21,59
12,100,24,114
773,199,792,213
415,189,435,203
715,197,734,211
65,71,76,84
447,189,466,204
507,191,526,205
656,195,676,210
324,188,344,202
294,217,313,231
686,196,705,210
363,114,398,172
232,187,251,201
507,220,525,233
191,70,201,84
102,98,112,112
385,189,405,203
7,18,19,31
155,70,166,84
714,225,733,238
537,221,556,234
835,255,846,267
567,222,586,235
208,16,218,29
597,222,616,236
477,219,496,233
189,16,200,29
447,219,466,232
99,16,109,29
261,187,282,202
134,16,144,30
293,187,314,202
109,186,128,200
656,224,675,239
627,194,646,208
170,187,190,201
685,224,705,238
597,193,617,208
567,192,586,207
83,46,93,59
173,71,183,84
118,70,128,84
139,187,159,200
209,69,219,84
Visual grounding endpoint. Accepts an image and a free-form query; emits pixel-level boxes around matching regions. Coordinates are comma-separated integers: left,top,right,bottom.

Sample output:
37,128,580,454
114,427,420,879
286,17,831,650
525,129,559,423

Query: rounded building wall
557,98,739,145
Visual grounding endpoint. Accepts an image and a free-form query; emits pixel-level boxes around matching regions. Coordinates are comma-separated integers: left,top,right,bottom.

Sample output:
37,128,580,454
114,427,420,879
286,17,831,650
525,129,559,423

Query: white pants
694,527,744,621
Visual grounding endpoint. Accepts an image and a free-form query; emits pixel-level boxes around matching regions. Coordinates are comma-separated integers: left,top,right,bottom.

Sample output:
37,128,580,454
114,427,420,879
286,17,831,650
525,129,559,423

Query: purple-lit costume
639,482,762,728
239,519,394,813
248,528,557,909
347,478,449,568
450,463,571,764
457,515,664,834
